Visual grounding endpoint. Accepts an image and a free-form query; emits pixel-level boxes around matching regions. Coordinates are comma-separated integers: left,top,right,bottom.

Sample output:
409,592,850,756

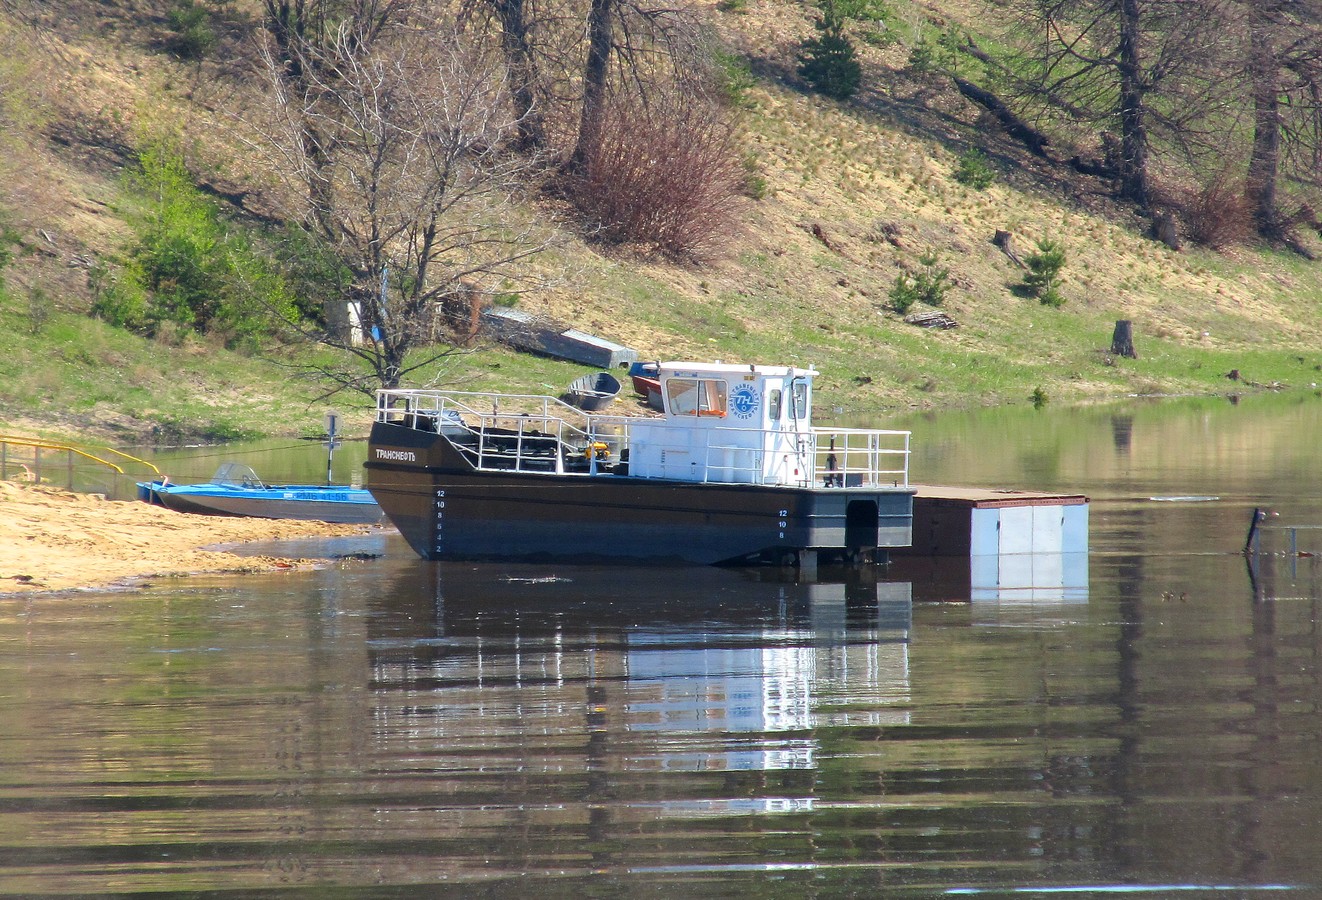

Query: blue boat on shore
138,463,385,525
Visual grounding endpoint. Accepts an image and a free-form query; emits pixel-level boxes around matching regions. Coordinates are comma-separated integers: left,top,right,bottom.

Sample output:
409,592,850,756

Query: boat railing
687,426,908,488
377,388,618,474
375,390,910,486
377,388,591,425
625,424,908,487
811,427,910,488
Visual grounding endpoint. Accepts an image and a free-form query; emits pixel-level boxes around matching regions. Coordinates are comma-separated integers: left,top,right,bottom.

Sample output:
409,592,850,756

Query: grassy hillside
3,0,1322,445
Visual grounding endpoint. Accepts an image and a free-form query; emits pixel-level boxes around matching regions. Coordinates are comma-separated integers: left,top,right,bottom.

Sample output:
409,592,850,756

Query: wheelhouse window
790,381,809,420
667,378,728,417
768,389,783,421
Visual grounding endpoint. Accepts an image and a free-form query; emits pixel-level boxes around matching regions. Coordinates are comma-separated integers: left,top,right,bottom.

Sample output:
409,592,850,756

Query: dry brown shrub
566,93,745,260
1183,170,1251,249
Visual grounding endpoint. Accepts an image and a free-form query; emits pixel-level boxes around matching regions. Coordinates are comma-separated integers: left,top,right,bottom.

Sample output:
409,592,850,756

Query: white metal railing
812,427,911,488
680,427,909,488
375,390,910,487
377,388,590,427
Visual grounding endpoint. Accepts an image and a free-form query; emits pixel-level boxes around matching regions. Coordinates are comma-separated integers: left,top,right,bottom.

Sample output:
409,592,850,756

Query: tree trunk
1246,5,1283,236
1116,0,1151,210
569,0,613,174
491,0,545,153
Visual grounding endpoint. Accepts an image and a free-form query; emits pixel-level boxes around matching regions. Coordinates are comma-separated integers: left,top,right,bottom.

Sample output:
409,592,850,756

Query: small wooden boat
138,463,385,525
561,371,621,411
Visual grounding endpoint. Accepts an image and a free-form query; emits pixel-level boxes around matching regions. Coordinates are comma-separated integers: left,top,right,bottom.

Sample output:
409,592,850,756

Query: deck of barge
899,484,1090,558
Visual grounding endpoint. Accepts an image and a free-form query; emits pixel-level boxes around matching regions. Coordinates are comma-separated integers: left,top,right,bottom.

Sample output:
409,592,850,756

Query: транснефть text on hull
365,362,914,566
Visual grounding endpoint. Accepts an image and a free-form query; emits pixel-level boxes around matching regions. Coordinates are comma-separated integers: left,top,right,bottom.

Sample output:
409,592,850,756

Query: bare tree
1241,0,1322,243
576,0,715,160
461,0,713,168
486,0,548,151
253,8,553,394
461,0,739,249
1002,0,1230,211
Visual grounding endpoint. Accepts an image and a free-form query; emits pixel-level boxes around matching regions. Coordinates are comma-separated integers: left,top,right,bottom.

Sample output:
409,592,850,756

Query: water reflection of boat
367,563,910,636
137,462,385,525
365,565,912,774
895,552,1087,603
365,361,914,565
894,552,1088,628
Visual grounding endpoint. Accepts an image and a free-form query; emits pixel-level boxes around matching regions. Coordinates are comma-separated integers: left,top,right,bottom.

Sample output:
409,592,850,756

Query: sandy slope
0,480,379,595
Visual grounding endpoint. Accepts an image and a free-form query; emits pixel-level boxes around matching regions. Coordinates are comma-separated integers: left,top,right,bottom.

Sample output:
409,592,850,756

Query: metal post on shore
325,411,341,486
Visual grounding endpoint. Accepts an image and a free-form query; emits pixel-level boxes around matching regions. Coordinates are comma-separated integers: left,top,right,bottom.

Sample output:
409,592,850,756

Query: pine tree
798,1,862,100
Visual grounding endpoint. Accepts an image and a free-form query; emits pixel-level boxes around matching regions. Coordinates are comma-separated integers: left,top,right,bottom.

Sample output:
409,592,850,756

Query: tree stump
1110,320,1138,359
810,223,840,254
1153,212,1182,251
992,229,1024,267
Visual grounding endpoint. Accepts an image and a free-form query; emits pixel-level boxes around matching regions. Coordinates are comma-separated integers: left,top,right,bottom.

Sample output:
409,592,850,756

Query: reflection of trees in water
1096,550,1322,885
1111,414,1134,455
1110,550,1144,876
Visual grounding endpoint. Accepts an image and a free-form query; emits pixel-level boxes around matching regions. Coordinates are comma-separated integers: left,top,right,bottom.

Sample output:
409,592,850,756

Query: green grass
27,267,1320,444
0,280,661,442
7,262,1322,446
0,302,311,441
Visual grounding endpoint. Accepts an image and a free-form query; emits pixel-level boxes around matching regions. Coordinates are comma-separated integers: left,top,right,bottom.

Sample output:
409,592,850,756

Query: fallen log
953,77,1050,158
1069,155,1114,179
809,222,841,254
904,310,959,329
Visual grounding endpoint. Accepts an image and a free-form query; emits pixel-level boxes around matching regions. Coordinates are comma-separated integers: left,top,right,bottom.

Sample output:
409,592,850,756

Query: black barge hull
366,420,913,565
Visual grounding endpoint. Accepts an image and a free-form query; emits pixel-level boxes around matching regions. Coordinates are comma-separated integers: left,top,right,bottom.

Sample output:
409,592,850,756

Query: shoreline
0,480,382,596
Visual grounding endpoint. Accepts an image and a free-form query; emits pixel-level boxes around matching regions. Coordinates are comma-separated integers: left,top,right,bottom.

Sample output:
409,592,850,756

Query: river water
4,393,1322,896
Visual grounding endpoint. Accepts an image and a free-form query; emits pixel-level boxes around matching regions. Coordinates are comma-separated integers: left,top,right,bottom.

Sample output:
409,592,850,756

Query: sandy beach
0,480,381,595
